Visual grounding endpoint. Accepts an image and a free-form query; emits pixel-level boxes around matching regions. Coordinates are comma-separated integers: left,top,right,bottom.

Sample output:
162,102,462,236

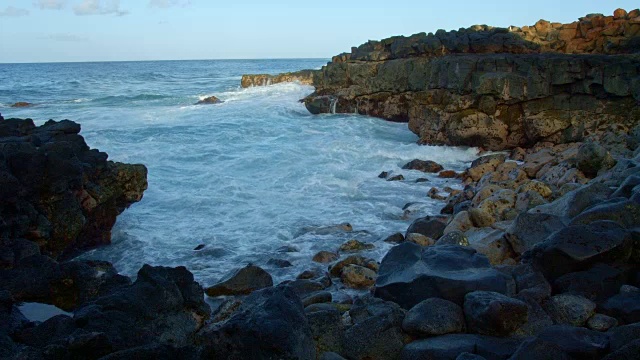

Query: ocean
0,59,478,297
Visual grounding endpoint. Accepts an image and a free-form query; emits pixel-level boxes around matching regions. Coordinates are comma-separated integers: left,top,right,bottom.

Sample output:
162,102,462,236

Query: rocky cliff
241,69,315,88
303,9,640,150
0,116,148,260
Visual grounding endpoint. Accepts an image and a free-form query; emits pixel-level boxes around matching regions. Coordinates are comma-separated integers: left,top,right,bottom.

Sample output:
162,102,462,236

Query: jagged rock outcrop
241,69,316,88
0,118,148,260
302,9,640,150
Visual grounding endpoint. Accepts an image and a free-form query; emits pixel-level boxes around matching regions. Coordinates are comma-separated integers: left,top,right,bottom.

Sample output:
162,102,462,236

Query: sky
0,0,638,63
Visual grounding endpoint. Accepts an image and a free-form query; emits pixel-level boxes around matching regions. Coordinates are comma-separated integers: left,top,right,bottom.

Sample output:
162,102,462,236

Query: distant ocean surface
0,59,478,295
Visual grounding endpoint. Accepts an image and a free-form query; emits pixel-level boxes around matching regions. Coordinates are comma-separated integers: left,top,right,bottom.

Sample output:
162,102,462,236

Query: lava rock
329,255,378,278
542,294,596,326
570,199,640,229
529,182,613,219
463,291,529,336
374,243,515,309
205,264,273,297
402,298,465,337
505,213,567,255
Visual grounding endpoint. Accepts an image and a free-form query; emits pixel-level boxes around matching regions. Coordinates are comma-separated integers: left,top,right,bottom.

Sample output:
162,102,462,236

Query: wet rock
387,174,405,181
297,223,353,237
338,239,374,252
416,178,430,183
198,285,315,360
439,170,459,178
542,294,596,326
313,251,339,263
406,233,436,246
383,232,405,244
587,313,618,331
576,142,616,177
195,96,222,105
402,159,444,173
505,213,567,255
436,231,469,246
329,255,378,277
11,102,32,107
341,265,377,289
601,288,640,324
267,258,293,268
463,291,529,336
302,291,332,307
466,229,515,265
193,244,205,251
401,334,522,360
405,215,448,239
444,211,474,234
467,154,507,182
374,243,515,309
402,298,465,337
205,264,273,297
429,187,448,200
525,220,633,280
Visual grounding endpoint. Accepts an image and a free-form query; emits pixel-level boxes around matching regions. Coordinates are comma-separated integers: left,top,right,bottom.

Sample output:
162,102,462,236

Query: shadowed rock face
0,118,148,260
302,9,640,150
241,69,316,88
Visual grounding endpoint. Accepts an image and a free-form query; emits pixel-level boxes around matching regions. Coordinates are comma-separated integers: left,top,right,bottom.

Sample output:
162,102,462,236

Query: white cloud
0,6,30,17
34,0,66,10
73,0,128,16
44,33,89,42
149,0,190,8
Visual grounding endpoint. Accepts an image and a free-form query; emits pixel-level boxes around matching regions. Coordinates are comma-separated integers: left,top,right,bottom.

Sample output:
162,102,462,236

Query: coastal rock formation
241,69,315,87
0,118,148,260
302,9,640,150
195,95,222,105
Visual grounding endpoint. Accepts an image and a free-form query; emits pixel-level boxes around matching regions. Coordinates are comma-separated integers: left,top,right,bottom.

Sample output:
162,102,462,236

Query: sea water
0,59,479,294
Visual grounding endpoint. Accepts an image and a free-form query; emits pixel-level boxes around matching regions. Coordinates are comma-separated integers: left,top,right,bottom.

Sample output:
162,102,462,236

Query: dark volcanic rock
463,291,529,336
402,159,444,173
529,182,613,219
542,294,596,326
205,264,273,297
305,303,344,355
552,263,630,303
374,243,515,309
198,285,315,360
534,325,610,360
405,215,448,239
601,289,640,324
525,220,634,280
401,334,523,360
505,213,567,255
570,199,640,229
0,118,147,260
402,298,465,337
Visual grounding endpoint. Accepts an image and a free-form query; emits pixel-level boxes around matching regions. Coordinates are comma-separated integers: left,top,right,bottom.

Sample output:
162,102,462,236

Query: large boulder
205,264,273,297
570,199,640,229
576,142,616,177
374,243,515,309
524,325,610,360
463,291,529,336
402,298,465,337
528,183,613,219
405,216,448,239
505,213,567,255
197,285,315,360
542,294,596,326
525,221,634,280
402,159,444,173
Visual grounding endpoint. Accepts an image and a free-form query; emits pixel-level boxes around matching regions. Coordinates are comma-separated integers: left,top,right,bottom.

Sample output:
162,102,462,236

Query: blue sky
0,0,638,63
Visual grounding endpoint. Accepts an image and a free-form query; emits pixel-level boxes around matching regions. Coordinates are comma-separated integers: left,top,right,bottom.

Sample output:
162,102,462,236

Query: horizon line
0,57,331,65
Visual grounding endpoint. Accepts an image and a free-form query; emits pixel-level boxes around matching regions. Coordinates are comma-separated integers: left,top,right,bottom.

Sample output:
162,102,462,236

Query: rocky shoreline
2,7,640,360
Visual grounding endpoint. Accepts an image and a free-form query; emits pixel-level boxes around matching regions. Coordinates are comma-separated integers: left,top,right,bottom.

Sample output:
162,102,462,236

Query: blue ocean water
0,59,478,295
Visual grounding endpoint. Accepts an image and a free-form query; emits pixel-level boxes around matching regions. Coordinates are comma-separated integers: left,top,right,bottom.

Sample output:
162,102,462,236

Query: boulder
466,229,516,265
436,231,470,246
198,285,315,360
533,325,610,360
505,213,567,255
313,251,339,263
601,289,640,324
329,255,378,277
205,264,273,297
388,174,405,181
463,291,529,336
341,265,377,289
400,334,522,360
402,159,444,173
570,199,640,229
374,243,515,309
552,263,630,302
587,314,618,332
339,239,374,252
528,182,613,219
343,296,406,360
406,233,436,246
444,211,474,234
525,220,633,280
576,142,616,177
611,175,640,199
405,216,448,239
542,294,596,326
402,298,465,337
383,233,405,244
306,303,345,355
